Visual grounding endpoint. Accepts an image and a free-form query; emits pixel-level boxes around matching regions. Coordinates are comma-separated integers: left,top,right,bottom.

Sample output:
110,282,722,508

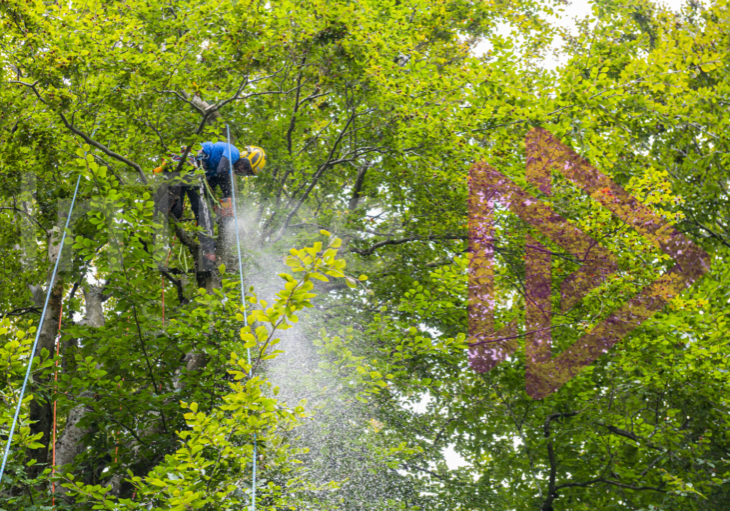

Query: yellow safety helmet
240,146,266,175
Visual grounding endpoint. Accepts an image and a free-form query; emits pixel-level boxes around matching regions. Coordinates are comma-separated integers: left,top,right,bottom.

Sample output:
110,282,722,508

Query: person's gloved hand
202,252,217,272
220,198,233,218
153,160,168,173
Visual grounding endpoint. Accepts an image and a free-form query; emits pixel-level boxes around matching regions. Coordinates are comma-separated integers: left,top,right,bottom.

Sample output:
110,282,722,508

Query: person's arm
209,170,233,199
215,156,232,198
216,155,231,177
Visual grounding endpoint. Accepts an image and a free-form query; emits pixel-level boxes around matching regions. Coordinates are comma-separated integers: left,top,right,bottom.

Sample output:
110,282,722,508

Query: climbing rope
226,125,257,511
0,174,83,484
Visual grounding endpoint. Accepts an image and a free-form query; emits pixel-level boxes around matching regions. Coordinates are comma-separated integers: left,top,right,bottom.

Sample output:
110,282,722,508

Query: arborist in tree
194,141,266,218
154,141,266,271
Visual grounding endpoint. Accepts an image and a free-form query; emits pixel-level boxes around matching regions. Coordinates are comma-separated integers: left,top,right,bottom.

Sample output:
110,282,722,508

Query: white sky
473,0,691,69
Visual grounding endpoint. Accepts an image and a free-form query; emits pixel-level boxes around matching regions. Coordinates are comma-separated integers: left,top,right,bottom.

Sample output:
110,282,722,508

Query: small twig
7,80,147,183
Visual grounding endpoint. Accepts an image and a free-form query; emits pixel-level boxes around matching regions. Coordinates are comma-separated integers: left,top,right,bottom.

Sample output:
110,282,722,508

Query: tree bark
172,351,209,391
174,223,220,292
347,162,370,212
54,288,106,495
27,276,64,477
82,286,105,328
189,94,223,126
54,392,94,469
53,391,95,496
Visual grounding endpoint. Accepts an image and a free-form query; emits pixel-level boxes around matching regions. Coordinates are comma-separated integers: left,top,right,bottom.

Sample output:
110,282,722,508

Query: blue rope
226,125,257,511
0,174,82,484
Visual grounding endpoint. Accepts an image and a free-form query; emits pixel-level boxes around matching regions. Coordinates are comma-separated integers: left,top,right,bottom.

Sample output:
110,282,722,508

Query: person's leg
154,173,183,221
207,173,235,268
216,167,233,199
184,185,217,270
212,159,234,215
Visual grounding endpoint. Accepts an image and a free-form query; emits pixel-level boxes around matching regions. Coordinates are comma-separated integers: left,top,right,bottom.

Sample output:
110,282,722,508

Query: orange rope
161,241,175,326
53,246,174,503
118,317,132,463
120,244,172,503
51,300,64,507
114,378,123,464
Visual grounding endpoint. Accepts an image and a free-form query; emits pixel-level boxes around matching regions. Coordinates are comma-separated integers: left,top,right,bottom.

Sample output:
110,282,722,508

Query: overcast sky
473,0,693,70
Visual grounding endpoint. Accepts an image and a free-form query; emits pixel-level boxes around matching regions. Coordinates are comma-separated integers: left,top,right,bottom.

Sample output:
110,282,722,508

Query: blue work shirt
200,142,240,178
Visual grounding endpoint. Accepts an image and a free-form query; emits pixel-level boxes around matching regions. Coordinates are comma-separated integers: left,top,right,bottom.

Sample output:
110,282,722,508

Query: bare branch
542,411,579,511
154,88,206,115
0,306,41,319
601,424,665,452
556,478,667,493
7,80,148,183
286,56,309,156
350,235,467,256
273,110,363,240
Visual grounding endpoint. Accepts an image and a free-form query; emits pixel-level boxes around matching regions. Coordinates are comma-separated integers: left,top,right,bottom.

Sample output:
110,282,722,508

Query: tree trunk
218,216,236,274
172,351,209,391
53,391,95,497
27,276,64,477
54,287,106,496
82,285,105,328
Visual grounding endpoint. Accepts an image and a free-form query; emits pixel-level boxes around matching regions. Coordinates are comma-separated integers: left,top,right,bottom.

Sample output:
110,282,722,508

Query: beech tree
2,0,730,509
0,0,553,508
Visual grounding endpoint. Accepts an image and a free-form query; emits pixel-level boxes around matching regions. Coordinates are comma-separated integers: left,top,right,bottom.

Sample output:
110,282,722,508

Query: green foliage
2,0,730,509
61,238,350,510
0,320,49,485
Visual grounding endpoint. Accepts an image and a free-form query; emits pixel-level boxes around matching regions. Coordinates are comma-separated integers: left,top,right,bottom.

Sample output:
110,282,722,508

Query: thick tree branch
159,268,188,305
348,161,371,212
28,275,64,476
542,411,579,511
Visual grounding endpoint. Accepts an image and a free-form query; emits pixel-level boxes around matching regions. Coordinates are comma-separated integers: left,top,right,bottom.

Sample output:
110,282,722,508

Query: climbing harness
0,174,83,484
226,125,257,511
